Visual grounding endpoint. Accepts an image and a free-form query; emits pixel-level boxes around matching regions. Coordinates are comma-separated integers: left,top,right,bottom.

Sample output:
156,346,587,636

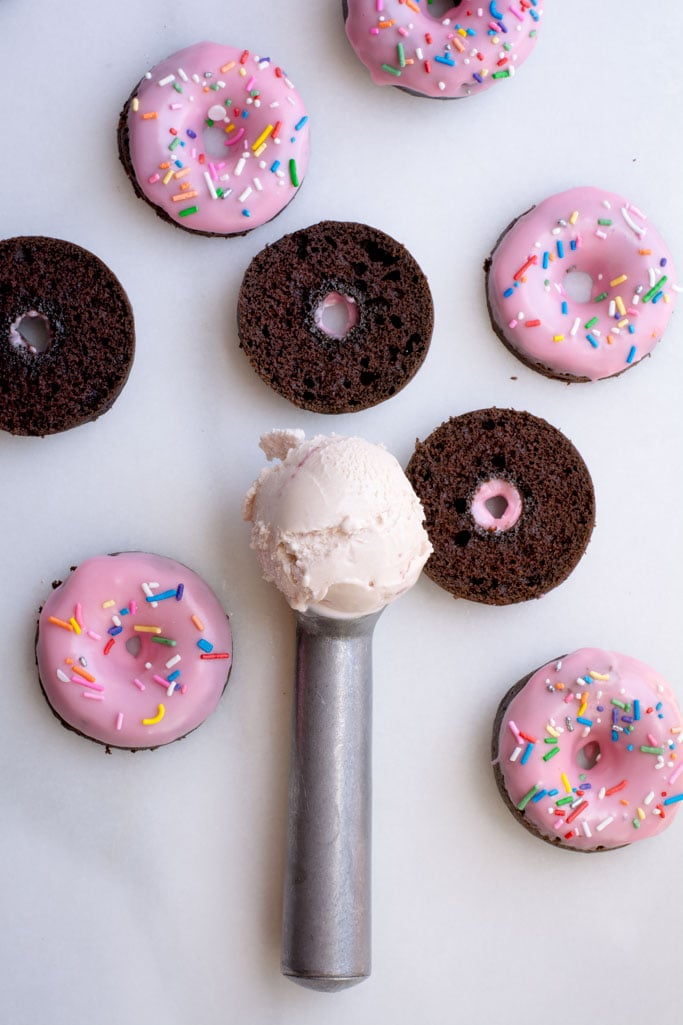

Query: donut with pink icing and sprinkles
118,42,310,236
485,187,677,382
343,1,542,99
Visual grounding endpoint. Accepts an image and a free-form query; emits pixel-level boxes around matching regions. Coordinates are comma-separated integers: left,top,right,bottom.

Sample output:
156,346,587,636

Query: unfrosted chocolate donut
237,220,433,413
405,408,595,605
0,236,135,436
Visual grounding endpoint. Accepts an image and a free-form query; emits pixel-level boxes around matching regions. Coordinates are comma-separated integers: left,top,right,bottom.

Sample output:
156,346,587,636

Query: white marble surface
1,2,682,1023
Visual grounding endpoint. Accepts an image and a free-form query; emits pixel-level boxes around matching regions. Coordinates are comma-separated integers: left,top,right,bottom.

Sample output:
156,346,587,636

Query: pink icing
344,1,542,99
487,186,677,381
495,649,683,850
124,42,310,234
470,478,522,532
37,553,232,749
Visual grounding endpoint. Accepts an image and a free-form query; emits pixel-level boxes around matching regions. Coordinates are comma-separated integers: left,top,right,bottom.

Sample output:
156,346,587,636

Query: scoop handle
281,610,380,991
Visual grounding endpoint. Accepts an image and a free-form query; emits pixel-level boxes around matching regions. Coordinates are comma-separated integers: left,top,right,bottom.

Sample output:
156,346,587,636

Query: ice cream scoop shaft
281,610,380,991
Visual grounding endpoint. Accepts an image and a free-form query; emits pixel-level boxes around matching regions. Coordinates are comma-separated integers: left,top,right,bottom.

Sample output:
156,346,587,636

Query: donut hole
563,270,594,304
11,312,52,354
314,291,360,340
470,479,522,532
425,0,464,17
125,635,142,658
577,739,601,771
202,121,230,158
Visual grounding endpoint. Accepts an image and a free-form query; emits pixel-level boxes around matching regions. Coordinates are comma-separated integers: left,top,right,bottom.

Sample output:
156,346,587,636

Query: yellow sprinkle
132,96,139,112
636,807,646,821
578,692,588,717
569,210,579,225
457,26,468,36
191,614,205,631
589,671,610,681
610,274,628,287
102,600,116,609
142,704,166,726
252,124,274,152
617,318,629,328
561,772,572,794
552,335,564,343
546,725,561,738
615,296,626,316
48,616,74,631
69,617,82,635
134,625,162,634
162,169,174,185
225,123,236,135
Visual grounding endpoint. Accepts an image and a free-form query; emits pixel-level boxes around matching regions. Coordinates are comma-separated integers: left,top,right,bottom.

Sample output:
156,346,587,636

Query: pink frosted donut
117,42,310,236
36,553,233,750
492,649,683,851
343,1,542,99
485,187,677,381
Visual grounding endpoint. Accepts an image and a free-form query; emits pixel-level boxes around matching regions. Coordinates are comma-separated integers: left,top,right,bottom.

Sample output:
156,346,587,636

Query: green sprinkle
555,795,575,807
632,818,641,829
517,785,540,811
640,745,663,755
492,70,511,79
642,275,667,303
397,43,406,68
289,159,299,188
381,63,402,77
168,137,180,151
543,746,560,762
584,316,599,330
173,82,183,93
611,698,628,710
210,82,220,91
593,291,608,302
178,206,199,218
544,736,557,744
152,636,177,646
597,218,613,226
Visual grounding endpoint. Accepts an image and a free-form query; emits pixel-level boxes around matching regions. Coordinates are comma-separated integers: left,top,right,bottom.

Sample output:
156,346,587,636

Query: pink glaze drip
344,1,542,99
496,649,683,850
125,42,310,234
470,478,522,532
37,553,232,749
487,186,677,381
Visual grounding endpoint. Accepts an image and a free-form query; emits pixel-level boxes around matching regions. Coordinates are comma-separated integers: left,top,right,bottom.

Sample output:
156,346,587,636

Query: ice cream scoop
243,430,431,989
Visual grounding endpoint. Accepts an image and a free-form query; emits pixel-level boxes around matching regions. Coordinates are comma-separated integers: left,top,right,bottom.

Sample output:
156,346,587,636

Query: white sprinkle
598,786,606,800
238,186,252,202
57,669,70,683
177,67,188,82
253,176,263,192
644,791,655,805
204,171,218,200
596,815,614,832
158,74,176,87
621,206,647,238
235,157,246,176
582,820,592,838
509,745,522,762
165,654,182,670
570,317,581,336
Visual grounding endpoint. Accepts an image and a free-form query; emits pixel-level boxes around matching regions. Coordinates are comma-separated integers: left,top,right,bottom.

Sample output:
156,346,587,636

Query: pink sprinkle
376,0,382,10
87,629,101,640
564,692,575,704
370,26,379,35
116,712,124,731
669,762,683,785
129,600,137,616
71,676,104,692
153,674,170,689
508,4,524,21
82,692,104,701
647,733,658,746
148,173,161,184
245,75,256,91
508,720,522,743
133,677,146,691
225,127,245,147
398,26,408,36
74,603,84,628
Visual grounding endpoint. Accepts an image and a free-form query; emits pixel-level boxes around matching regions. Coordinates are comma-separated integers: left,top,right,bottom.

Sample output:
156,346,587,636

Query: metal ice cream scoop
280,608,381,991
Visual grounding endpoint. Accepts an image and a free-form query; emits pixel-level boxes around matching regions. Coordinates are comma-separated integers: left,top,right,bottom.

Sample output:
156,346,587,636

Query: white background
1,2,682,1023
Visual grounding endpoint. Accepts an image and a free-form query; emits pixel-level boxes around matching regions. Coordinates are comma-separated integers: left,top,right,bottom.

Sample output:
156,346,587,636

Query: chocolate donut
0,237,135,437
405,409,595,605
237,220,433,413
